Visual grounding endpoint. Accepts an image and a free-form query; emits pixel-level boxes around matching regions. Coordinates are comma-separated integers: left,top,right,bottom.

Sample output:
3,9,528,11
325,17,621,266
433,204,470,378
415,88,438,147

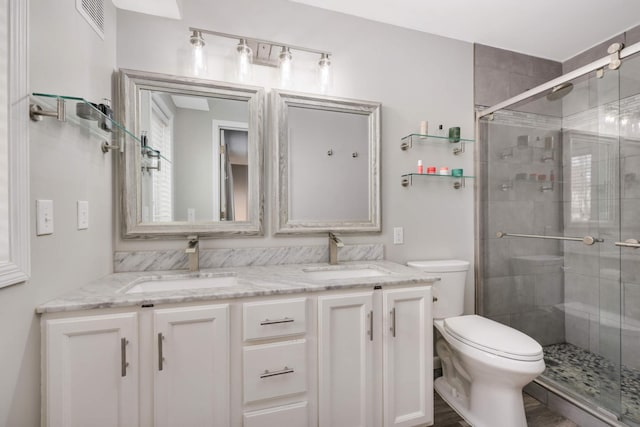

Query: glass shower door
618,50,640,426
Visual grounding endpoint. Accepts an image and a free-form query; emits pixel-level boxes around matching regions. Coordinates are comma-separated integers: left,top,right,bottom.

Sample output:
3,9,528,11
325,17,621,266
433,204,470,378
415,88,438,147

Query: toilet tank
407,260,469,320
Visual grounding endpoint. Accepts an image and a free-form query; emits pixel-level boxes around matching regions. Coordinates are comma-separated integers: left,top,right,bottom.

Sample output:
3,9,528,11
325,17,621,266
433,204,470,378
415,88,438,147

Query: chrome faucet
328,232,344,265
186,235,199,272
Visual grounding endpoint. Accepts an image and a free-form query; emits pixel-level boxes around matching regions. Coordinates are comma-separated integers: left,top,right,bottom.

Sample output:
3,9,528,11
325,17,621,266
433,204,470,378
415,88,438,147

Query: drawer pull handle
260,366,295,378
260,317,294,326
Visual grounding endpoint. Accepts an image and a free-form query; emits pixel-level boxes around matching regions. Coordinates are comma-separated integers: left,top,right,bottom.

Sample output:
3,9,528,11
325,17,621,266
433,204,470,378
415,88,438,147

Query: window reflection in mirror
138,90,249,223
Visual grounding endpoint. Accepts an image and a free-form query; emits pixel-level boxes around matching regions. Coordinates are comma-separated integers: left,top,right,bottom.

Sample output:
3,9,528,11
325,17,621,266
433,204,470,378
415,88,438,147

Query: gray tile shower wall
474,44,562,108
477,110,565,346
114,244,384,272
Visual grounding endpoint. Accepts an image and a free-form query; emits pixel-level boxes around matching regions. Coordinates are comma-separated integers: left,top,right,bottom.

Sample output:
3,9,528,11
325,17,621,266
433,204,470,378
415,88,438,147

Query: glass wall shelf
29,93,169,163
401,173,474,189
400,133,475,154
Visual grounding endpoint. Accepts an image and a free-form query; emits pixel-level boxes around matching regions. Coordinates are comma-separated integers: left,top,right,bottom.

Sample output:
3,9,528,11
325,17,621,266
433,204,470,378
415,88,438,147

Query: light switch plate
393,227,404,244
77,201,89,230
36,199,54,235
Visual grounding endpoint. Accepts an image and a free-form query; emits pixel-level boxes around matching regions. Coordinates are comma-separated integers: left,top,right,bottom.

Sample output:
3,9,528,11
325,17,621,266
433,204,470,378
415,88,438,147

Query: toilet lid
444,315,543,361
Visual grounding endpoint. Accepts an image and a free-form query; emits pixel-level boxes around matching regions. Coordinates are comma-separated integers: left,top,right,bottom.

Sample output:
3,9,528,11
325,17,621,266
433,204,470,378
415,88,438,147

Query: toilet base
435,376,530,427
435,377,478,426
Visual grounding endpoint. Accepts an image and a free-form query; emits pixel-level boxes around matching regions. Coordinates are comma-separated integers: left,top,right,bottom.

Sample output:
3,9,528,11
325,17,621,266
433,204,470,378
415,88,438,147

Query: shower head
546,82,573,101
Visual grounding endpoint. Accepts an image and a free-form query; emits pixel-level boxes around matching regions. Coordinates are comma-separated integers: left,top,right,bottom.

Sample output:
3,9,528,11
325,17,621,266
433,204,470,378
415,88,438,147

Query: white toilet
407,260,545,427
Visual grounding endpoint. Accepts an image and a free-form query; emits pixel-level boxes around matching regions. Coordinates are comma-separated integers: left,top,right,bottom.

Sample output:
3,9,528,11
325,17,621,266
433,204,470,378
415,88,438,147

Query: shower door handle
615,239,640,248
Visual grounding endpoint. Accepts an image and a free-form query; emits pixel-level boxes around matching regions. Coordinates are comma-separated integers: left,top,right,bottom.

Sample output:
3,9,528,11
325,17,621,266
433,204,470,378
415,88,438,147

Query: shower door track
534,378,629,427
476,41,640,120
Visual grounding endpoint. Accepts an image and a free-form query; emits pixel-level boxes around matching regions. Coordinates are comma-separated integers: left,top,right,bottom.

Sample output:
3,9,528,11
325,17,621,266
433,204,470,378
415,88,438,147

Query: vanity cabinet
44,313,139,427
318,287,433,427
153,305,229,427
41,281,433,427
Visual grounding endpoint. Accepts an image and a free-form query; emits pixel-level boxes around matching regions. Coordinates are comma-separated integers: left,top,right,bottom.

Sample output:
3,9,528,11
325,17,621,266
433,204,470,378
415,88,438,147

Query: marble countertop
36,261,438,314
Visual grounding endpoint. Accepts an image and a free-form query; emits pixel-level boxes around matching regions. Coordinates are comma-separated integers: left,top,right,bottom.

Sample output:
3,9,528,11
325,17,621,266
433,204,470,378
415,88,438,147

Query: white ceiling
288,0,640,61
111,0,181,20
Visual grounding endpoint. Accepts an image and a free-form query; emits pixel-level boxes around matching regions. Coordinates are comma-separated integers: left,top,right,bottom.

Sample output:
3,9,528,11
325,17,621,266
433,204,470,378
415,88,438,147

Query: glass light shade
191,45,207,77
236,39,253,82
279,47,293,88
318,53,332,94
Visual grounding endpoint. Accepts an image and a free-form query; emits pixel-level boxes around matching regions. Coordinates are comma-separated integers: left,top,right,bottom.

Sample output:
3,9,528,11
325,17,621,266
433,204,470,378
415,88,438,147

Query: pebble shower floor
543,343,640,423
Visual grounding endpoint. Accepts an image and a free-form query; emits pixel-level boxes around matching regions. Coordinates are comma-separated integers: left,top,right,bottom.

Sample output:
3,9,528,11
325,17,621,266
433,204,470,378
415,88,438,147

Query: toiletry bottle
417,160,423,174
439,167,449,175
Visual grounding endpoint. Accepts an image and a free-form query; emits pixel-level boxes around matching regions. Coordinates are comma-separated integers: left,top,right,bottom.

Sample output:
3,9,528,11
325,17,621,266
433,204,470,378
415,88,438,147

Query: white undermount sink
124,272,238,294
302,265,391,280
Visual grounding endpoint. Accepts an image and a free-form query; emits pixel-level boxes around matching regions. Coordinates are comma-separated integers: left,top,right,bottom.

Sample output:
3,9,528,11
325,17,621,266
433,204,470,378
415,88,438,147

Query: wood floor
433,392,578,427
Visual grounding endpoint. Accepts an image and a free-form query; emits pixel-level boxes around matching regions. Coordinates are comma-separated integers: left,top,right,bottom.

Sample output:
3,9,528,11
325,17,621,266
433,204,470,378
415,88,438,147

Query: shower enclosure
477,42,640,427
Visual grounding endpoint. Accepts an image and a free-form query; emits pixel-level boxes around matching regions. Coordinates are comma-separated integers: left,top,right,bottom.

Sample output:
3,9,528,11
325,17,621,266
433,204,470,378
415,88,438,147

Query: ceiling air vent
76,0,105,39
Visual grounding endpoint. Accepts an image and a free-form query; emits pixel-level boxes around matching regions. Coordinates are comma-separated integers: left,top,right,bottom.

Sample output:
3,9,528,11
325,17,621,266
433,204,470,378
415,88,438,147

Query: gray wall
116,0,476,312
0,0,117,425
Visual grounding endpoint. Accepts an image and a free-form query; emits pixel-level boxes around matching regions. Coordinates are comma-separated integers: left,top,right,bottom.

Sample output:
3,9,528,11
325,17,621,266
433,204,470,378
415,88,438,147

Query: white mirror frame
118,69,264,238
0,0,30,288
272,89,381,234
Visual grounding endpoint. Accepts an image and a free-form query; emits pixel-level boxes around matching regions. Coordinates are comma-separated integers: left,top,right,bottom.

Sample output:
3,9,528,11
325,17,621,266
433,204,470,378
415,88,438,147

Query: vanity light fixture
187,27,332,91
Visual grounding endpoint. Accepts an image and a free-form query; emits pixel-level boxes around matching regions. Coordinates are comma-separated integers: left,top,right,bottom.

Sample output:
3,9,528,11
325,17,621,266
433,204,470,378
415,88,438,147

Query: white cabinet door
318,292,374,427
383,287,433,427
154,304,229,427
45,313,138,427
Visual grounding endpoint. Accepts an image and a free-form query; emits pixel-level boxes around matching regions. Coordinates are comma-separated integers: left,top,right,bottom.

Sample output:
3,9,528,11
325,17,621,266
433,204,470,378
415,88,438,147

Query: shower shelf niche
401,173,474,189
400,133,474,155
29,93,158,156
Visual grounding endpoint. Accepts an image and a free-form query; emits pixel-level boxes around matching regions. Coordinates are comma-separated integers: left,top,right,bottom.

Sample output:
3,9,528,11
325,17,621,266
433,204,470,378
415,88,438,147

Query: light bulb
318,53,332,94
279,47,293,88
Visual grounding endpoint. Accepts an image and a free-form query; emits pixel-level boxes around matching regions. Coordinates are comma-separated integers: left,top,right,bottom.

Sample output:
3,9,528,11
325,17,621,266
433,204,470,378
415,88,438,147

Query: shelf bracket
452,142,465,155
30,98,66,122
101,141,121,153
401,176,411,187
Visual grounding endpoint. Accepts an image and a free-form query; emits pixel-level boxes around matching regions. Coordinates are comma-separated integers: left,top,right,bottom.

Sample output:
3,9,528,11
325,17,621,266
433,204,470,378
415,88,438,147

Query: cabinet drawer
243,298,306,341
243,401,308,427
243,339,307,403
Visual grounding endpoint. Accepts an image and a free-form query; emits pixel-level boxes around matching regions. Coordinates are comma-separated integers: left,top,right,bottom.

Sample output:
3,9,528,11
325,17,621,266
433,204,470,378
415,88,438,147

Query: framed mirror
272,89,381,234
118,69,264,238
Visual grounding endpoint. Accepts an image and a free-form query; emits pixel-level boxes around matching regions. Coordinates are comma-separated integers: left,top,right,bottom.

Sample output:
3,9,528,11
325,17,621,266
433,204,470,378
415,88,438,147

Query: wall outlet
187,208,196,222
393,226,404,244
36,199,54,235
77,201,89,230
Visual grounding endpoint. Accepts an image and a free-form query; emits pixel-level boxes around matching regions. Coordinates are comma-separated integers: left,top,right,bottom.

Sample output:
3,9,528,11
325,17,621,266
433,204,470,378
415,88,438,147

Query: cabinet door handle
260,366,295,378
390,307,396,338
121,338,129,377
158,333,165,371
368,310,373,341
260,317,294,326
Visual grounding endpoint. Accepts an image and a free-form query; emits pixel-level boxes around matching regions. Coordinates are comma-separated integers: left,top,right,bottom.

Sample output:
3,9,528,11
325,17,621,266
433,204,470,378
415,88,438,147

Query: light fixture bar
188,27,331,56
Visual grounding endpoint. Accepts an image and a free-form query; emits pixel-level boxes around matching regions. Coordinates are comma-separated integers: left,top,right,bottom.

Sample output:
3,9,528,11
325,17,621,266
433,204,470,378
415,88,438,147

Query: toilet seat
444,315,543,362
